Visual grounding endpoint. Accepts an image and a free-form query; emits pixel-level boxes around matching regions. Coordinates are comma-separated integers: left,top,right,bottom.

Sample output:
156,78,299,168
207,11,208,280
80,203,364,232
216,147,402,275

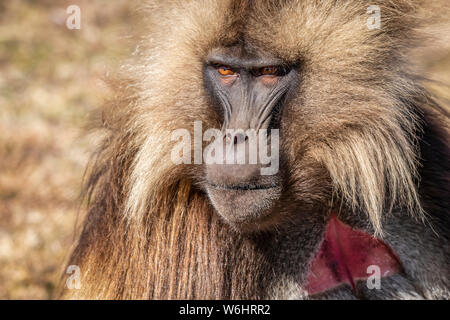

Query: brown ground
0,0,448,299
0,0,135,299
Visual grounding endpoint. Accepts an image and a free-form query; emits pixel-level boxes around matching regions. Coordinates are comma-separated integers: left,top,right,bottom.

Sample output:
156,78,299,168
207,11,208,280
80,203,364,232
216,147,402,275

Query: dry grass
0,0,135,299
0,0,448,299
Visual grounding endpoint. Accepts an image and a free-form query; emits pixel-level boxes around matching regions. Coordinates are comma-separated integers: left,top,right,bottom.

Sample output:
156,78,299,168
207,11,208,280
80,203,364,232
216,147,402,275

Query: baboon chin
62,0,449,300
205,178,282,229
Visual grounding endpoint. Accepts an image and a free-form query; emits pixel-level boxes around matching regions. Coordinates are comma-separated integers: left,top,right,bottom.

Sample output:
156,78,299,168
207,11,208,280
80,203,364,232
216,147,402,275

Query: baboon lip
207,183,280,191
306,214,402,296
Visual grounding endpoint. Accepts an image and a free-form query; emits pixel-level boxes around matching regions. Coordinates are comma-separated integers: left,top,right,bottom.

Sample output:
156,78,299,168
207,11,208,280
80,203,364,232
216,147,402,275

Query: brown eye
218,66,235,76
260,66,279,76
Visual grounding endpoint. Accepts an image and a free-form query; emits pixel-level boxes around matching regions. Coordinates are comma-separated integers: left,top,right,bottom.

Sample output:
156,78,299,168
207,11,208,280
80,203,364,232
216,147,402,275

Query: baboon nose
205,134,262,186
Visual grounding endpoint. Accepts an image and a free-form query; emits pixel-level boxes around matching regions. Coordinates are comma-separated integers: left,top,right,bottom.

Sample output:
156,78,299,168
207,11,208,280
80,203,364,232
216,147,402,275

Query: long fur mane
62,0,449,299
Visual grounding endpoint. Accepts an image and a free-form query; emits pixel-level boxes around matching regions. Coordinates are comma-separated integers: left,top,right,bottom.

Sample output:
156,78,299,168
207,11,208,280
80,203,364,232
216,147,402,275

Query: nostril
233,133,247,144
224,132,250,145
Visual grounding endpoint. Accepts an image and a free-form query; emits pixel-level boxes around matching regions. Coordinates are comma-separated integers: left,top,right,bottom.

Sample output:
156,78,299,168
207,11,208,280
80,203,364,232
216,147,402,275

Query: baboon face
202,44,300,228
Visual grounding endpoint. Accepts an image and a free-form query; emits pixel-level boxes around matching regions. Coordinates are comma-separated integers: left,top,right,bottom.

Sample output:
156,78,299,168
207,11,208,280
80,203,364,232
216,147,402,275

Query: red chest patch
306,214,402,295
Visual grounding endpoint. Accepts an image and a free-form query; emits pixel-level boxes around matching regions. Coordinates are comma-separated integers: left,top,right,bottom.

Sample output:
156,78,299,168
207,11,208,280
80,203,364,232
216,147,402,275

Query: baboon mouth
205,182,282,227
306,214,402,296
207,183,280,191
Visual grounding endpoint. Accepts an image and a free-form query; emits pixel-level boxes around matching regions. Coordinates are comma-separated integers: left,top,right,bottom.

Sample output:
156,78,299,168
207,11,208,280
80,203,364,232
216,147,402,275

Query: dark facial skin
202,46,298,228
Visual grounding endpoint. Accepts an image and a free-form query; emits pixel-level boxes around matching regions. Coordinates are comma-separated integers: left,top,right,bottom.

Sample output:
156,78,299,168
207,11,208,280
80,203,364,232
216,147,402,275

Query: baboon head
64,0,449,300
192,1,423,233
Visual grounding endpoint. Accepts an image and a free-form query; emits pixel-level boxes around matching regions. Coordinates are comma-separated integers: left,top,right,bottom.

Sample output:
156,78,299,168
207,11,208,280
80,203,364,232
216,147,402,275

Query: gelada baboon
62,0,449,299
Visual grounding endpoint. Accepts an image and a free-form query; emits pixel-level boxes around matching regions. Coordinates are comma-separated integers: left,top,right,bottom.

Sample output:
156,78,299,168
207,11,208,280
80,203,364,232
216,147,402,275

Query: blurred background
0,0,135,299
0,0,448,299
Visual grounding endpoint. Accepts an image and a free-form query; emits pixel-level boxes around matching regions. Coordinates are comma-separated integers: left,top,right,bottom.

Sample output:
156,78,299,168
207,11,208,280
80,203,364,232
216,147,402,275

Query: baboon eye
253,66,289,77
260,66,279,76
217,66,236,76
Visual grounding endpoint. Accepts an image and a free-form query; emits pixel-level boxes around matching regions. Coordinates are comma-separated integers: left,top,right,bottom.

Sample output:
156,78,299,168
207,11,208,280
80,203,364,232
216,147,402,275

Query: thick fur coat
62,0,449,299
